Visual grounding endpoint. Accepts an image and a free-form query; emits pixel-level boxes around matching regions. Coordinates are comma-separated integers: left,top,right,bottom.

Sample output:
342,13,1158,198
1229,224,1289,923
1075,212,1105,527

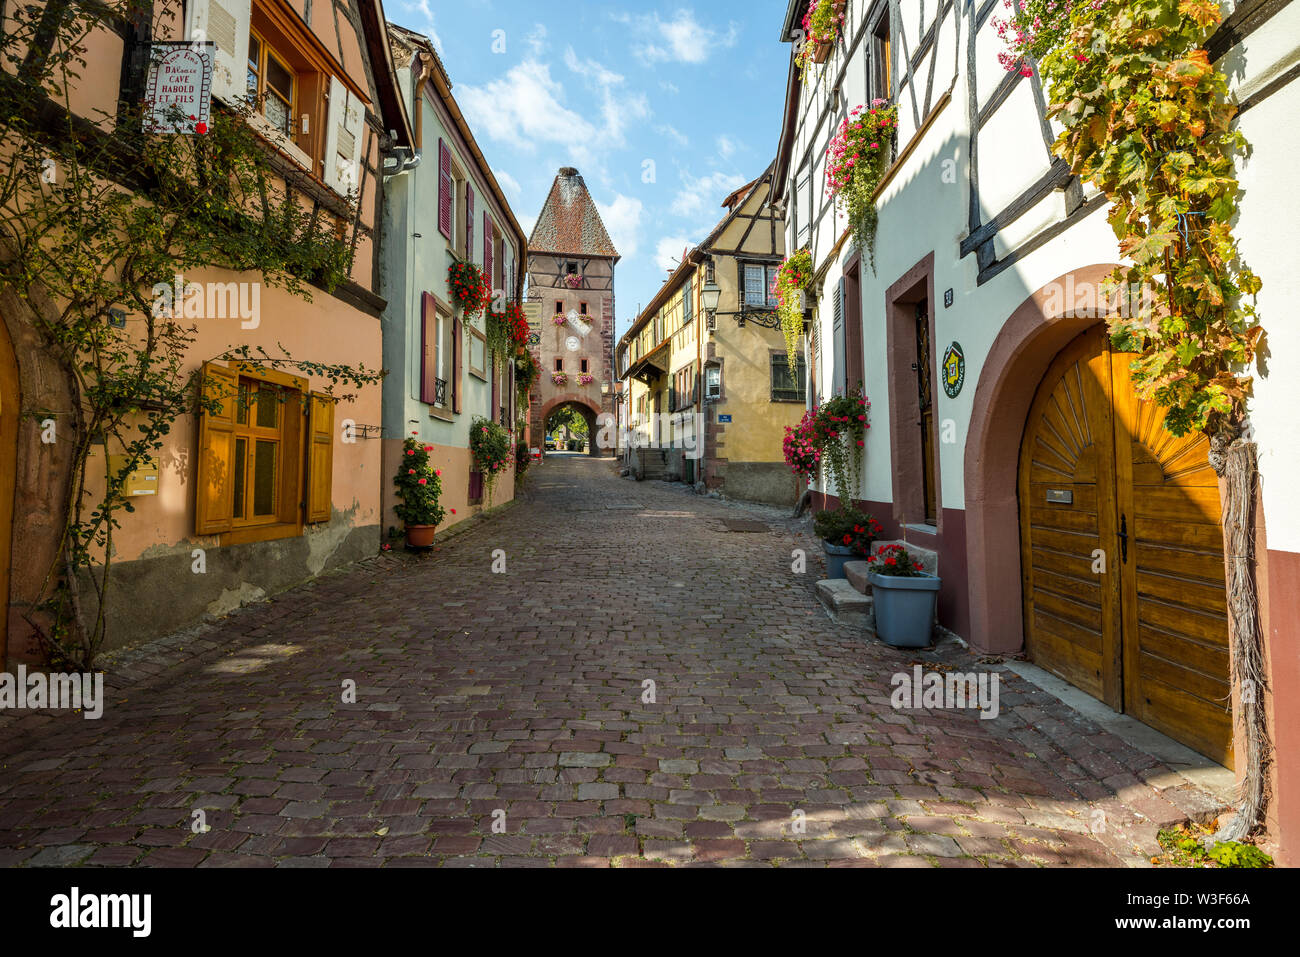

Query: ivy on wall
0,3,382,666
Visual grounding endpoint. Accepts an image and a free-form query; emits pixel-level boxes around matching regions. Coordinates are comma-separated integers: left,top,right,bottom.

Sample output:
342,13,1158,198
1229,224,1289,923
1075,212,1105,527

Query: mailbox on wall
107,455,159,496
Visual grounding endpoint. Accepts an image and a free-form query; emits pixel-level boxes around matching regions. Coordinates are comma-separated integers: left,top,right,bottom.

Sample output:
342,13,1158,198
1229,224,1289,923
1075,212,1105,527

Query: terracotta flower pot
404,524,438,549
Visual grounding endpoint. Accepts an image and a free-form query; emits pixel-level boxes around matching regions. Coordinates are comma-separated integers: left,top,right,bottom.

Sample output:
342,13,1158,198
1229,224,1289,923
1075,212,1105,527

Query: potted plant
814,508,881,579
552,371,569,387
577,373,595,386
867,543,941,648
470,416,512,506
393,435,446,548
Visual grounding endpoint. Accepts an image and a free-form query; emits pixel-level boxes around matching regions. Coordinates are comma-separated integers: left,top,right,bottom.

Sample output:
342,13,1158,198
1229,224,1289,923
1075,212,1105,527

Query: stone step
815,578,874,631
844,560,871,595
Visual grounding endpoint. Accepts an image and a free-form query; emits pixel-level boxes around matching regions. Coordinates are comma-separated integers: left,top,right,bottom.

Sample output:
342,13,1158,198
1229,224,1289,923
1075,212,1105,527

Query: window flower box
552,372,569,387
578,373,595,387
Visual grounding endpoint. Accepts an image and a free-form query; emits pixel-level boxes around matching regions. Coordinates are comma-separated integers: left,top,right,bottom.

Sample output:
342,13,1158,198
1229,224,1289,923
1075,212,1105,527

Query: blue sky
389,1,792,337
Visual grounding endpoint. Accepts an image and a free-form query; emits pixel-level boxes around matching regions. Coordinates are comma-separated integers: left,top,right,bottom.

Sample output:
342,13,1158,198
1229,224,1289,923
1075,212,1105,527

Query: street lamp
701,279,722,314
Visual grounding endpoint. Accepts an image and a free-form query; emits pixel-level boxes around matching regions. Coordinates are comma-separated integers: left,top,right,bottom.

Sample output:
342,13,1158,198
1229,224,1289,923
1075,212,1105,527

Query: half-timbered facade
525,168,618,452
618,164,796,504
1,0,413,659
774,0,1300,858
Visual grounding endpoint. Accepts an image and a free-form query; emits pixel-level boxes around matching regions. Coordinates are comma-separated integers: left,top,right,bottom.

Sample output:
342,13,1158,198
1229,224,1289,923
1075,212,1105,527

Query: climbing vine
0,2,382,667
1000,0,1267,841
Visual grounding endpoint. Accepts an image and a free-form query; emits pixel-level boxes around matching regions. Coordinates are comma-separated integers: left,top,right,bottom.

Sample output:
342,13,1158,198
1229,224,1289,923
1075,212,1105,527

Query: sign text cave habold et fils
143,43,213,135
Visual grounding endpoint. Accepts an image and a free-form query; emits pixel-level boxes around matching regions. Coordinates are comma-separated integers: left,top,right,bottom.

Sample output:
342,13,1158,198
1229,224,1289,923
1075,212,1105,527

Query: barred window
771,354,807,402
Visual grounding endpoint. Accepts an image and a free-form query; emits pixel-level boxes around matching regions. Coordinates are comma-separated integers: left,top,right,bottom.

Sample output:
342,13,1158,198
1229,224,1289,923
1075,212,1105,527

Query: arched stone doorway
0,305,19,668
964,264,1238,768
539,395,603,458
962,264,1120,655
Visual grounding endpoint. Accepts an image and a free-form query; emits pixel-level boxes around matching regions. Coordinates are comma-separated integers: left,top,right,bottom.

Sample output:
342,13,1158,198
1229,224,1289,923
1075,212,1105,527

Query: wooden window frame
248,27,297,140
770,351,808,403
468,326,489,381
197,361,336,547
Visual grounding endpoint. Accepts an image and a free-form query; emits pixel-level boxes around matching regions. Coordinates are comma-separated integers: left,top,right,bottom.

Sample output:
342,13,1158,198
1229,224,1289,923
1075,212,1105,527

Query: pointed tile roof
528,168,619,261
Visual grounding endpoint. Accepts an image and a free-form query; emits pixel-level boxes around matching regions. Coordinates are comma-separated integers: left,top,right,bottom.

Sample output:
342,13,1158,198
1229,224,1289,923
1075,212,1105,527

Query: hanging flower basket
825,99,898,267
564,274,584,289
796,0,845,77
448,260,492,319
775,248,813,373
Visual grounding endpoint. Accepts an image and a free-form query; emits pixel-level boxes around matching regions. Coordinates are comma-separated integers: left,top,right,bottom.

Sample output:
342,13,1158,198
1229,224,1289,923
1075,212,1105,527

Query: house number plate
1046,489,1074,505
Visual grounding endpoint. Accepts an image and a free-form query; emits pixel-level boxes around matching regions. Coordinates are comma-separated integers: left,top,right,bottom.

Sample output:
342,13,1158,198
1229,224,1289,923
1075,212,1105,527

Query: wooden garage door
1019,328,1233,768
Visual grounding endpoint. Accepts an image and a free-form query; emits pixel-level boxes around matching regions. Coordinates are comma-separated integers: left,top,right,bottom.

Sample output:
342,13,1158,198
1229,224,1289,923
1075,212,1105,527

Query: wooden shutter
420,292,436,405
185,0,250,107
195,362,238,535
484,214,494,288
438,139,452,239
323,78,364,195
466,184,475,259
832,278,846,397
306,393,335,524
451,317,463,414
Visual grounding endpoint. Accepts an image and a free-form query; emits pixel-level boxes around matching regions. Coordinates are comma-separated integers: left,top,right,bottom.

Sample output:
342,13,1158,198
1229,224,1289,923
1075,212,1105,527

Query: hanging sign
143,42,213,134
942,342,966,399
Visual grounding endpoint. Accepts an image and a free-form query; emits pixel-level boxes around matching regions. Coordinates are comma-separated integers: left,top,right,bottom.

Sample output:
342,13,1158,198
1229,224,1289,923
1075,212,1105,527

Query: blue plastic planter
823,541,855,579
869,571,942,647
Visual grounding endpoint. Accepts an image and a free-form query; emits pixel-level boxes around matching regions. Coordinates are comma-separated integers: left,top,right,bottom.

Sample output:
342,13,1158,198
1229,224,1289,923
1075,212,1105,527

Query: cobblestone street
0,456,1226,868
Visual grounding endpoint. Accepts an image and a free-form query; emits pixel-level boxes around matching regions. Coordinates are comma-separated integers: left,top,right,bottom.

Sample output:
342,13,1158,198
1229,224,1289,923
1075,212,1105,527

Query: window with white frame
743,264,779,309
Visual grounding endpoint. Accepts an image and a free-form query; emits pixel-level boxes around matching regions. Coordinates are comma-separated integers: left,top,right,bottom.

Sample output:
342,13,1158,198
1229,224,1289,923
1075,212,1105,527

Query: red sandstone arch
538,394,605,457
962,263,1121,655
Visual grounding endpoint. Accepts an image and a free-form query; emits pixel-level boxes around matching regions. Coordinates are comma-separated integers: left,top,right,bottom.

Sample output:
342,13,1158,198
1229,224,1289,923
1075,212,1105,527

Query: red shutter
452,316,463,414
484,213,494,291
438,140,451,239
466,184,475,261
491,350,500,424
508,359,516,433
420,293,435,404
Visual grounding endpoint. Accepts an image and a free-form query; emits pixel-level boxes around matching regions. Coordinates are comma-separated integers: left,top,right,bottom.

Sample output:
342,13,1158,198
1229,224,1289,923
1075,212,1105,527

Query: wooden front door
0,315,17,669
1018,327,1233,768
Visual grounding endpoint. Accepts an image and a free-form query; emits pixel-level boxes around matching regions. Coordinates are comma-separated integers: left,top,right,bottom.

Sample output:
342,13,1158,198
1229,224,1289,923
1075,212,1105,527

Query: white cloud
656,124,690,149
654,236,696,273
402,0,443,51
458,61,596,157
562,47,650,151
616,10,740,65
495,169,522,197
717,135,740,160
670,169,748,220
525,24,548,57
597,193,644,258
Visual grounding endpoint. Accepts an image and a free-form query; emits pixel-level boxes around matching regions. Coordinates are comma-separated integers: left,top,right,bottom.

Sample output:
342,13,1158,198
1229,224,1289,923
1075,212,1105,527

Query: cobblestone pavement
0,455,1225,868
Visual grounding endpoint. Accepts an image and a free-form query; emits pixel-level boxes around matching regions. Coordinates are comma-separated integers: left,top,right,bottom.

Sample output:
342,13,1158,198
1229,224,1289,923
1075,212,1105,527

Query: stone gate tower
526,168,618,455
